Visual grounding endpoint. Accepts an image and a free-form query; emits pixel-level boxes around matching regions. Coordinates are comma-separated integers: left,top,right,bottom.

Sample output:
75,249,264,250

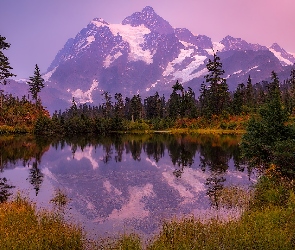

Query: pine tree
167,80,183,119
289,68,295,114
182,87,197,118
130,94,143,121
201,53,229,117
0,35,16,85
27,64,44,104
245,75,255,110
241,71,293,174
231,83,246,115
114,93,124,120
102,91,112,118
0,35,16,109
144,92,164,119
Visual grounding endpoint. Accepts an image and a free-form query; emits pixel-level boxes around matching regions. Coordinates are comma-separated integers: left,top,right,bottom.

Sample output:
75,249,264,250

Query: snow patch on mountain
163,48,195,76
85,35,95,47
109,24,153,64
205,42,225,55
104,51,123,67
91,21,153,64
233,70,242,75
43,67,57,81
15,78,27,83
245,66,259,74
209,42,225,54
172,56,207,82
71,79,98,103
163,48,207,82
146,80,160,92
75,34,96,52
269,48,293,66
180,40,197,48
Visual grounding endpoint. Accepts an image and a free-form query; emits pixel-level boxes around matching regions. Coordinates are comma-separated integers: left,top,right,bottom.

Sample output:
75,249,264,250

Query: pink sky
1,0,294,78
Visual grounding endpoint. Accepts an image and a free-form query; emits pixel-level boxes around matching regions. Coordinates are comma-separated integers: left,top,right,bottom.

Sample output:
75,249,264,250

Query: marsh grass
215,185,253,210
88,234,142,250
2,175,295,249
0,194,84,250
97,175,295,250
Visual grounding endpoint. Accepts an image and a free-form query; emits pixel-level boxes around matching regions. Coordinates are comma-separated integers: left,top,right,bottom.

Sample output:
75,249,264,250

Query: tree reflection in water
0,177,15,203
0,133,247,207
28,160,44,196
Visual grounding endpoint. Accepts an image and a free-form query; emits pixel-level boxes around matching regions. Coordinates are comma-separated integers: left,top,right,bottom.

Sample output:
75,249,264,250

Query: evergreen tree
245,75,255,111
167,80,183,119
102,91,112,118
130,94,143,121
144,92,164,119
182,87,198,118
289,68,295,114
231,83,246,115
113,93,125,130
200,53,229,117
241,71,294,175
0,35,16,109
0,35,16,85
27,64,44,104
114,93,124,120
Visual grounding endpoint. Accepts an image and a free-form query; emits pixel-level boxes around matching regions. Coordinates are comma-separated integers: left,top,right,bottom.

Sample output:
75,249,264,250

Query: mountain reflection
0,134,251,221
0,133,254,235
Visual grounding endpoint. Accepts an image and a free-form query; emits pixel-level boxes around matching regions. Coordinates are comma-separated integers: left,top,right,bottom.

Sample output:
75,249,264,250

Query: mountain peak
122,6,174,34
92,17,109,25
221,35,268,51
142,6,155,13
270,43,282,51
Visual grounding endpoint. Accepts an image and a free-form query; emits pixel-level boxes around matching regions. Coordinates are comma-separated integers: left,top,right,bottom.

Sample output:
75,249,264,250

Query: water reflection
28,160,44,196
0,177,15,203
0,133,253,236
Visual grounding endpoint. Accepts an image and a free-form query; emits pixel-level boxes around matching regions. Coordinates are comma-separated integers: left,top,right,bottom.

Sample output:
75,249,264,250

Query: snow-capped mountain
4,6,295,113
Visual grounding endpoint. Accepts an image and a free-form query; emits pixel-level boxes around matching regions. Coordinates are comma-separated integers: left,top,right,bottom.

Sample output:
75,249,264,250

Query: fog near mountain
3,6,295,113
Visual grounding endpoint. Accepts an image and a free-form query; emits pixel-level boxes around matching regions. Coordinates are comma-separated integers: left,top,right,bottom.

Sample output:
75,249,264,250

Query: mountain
4,6,295,113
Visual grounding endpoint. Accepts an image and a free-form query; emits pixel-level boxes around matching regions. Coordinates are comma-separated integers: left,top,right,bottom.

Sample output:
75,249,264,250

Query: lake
0,133,255,238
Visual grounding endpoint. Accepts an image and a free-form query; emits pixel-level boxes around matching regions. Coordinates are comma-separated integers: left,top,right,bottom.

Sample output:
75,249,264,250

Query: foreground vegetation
0,195,83,250
2,173,295,250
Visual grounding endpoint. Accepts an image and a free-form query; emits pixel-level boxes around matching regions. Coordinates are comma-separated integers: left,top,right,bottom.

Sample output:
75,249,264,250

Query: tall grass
0,195,84,250
98,174,295,250
147,175,295,249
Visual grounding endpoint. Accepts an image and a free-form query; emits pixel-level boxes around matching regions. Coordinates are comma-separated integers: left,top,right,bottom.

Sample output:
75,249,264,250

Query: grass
1,172,295,249
0,194,84,250
97,173,295,250
146,177,295,250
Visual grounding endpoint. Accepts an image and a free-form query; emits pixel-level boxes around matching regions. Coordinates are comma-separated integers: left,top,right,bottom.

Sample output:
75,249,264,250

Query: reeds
1,175,295,249
0,194,84,250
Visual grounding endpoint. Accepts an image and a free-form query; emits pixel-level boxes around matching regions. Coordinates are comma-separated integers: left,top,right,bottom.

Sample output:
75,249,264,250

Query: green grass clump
0,195,84,250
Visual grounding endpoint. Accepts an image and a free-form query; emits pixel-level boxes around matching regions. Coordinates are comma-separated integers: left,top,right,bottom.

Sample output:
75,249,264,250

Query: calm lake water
0,133,255,238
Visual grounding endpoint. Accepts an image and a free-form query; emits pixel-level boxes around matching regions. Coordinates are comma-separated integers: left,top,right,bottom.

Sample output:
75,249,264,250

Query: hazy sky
1,0,294,79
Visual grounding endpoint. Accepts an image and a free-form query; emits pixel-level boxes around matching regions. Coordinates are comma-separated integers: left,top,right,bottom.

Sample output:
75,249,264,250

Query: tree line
1,34,295,136
38,53,295,135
